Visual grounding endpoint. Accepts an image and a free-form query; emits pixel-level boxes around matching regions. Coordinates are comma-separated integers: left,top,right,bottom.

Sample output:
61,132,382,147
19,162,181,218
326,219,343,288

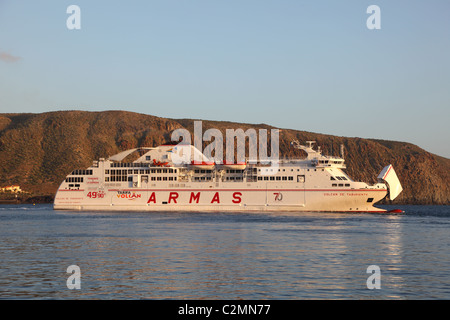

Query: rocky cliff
0,110,448,204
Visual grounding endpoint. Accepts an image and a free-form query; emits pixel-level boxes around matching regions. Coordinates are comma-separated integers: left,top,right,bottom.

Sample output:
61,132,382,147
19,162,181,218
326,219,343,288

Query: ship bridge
291,140,346,169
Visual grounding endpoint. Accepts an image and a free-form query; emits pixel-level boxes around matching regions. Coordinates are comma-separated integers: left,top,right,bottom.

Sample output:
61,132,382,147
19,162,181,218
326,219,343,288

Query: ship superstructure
54,141,402,212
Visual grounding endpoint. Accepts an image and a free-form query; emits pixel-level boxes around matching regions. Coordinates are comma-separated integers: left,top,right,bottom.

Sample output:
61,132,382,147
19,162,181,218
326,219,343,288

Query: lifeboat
190,160,215,170
221,161,246,170
153,159,169,167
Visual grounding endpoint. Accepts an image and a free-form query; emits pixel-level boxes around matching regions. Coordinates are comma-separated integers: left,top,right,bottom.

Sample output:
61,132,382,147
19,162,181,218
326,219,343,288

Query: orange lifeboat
190,160,215,170
222,161,246,170
153,159,169,167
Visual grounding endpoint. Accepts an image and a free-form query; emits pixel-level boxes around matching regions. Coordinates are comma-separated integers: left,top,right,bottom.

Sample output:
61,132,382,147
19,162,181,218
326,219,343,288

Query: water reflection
0,205,449,299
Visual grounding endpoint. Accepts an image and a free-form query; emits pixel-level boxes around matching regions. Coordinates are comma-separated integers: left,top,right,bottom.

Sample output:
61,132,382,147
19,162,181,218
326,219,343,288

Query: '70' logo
273,192,283,201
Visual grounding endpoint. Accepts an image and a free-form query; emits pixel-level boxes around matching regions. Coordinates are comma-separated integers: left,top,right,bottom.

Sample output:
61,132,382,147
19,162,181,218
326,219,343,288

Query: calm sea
0,204,449,300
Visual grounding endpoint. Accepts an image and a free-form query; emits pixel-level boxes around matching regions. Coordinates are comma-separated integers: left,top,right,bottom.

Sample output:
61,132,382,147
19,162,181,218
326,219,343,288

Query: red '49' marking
87,191,105,199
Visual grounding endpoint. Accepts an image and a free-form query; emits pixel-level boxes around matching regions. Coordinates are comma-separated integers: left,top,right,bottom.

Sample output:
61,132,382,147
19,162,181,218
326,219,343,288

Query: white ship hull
54,142,402,213
55,185,388,213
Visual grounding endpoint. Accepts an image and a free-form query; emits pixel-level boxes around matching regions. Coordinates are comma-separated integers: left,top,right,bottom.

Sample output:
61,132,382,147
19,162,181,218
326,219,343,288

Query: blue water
0,204,449,299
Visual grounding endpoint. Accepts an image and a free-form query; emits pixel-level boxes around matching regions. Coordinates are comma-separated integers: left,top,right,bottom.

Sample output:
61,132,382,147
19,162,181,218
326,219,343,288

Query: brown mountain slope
0,110,448,204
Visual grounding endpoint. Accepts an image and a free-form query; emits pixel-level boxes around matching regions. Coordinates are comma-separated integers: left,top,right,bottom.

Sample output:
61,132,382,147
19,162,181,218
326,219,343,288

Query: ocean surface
0,204,449,300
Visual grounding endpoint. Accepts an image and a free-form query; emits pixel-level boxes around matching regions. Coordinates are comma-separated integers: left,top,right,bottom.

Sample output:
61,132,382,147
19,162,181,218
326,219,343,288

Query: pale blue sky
1,0,449,157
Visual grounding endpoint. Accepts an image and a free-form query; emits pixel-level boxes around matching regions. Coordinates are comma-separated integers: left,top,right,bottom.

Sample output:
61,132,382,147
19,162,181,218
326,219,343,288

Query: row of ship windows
258,176,295,181
318,160,343,164
332,183,351,187
71,170,93,175
106,169,177,175
110,163,148,168
105,176,178,182
66,177,84,183
331,176,348,181
188,176,297,182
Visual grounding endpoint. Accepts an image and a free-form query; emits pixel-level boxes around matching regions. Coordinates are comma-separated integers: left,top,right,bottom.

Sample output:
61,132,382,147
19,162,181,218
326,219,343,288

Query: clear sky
1,0,449,158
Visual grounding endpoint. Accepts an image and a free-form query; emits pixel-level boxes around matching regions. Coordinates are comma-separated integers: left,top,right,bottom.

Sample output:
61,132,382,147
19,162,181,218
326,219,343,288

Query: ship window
332,183,337,187
338,184,343,187
345,183,350,187
367,198,374,203
65,177,84,183
330,176,336,180
128,176,133,182
163,177,167,181
270,176,275,180
288,176,294,181
146,156,151,160
105,177,109,182
157,177,162,181
336,176,342,180
264,177,268,181
258,177,262,181
341,176,347,180
282,176,287,181
134,170,138,174
151,177,156,181
276,176,281,181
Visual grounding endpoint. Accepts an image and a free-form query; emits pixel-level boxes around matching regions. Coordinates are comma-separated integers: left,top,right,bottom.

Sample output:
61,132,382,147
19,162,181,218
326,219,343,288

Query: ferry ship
53,140,403,212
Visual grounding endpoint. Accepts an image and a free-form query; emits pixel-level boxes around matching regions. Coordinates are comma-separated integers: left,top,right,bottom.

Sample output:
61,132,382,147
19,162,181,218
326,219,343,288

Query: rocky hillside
0,110,448,204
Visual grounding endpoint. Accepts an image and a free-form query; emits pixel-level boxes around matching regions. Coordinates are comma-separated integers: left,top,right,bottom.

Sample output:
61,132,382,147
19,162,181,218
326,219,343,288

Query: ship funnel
377,165,403,200
340,144,345,159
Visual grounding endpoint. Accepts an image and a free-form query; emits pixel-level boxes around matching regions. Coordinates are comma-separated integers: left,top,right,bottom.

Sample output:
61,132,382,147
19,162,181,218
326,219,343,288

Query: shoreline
0,195,54,204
